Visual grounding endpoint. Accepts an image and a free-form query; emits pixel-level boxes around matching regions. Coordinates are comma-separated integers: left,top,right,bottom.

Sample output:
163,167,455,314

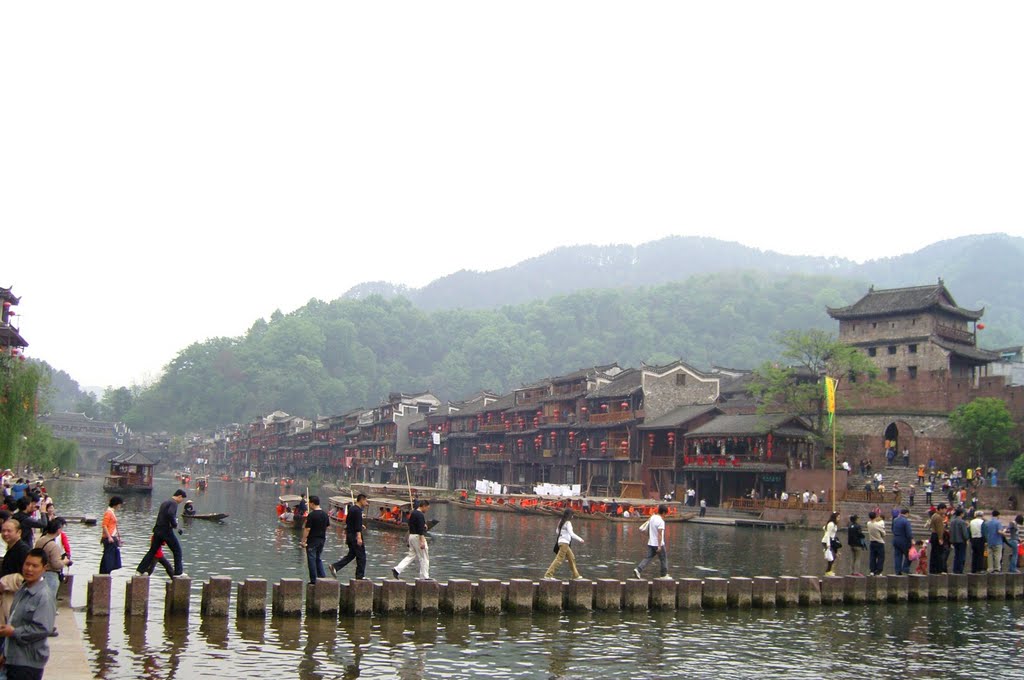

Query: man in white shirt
969,511,986,573
632,504,668,579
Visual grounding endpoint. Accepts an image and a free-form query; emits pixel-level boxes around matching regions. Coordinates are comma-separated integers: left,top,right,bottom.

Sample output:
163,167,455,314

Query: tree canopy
948,397,1018,468
121,272,867,432
748,329,891,458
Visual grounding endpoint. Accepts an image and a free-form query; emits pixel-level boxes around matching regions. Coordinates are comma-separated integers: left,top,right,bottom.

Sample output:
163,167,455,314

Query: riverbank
53,606,93,679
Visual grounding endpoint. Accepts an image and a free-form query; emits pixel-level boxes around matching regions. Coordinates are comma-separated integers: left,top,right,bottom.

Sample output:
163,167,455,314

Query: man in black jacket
11,497,46,547
300,495,330,583
329,494,368,579
136,489,187,577
0,519,29,577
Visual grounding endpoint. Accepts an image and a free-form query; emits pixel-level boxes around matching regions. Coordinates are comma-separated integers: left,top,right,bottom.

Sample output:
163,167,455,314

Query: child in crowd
911,540,928,575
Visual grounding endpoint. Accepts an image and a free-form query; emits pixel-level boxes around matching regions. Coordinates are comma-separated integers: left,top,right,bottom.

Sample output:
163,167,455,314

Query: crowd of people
0,472,63,680
824,503,1023,577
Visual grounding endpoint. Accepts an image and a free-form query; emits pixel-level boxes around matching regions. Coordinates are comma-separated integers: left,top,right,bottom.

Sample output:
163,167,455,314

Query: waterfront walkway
51,606,93,680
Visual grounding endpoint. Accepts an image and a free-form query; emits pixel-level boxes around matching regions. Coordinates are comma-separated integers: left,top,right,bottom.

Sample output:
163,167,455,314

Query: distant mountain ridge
342,233,1024,347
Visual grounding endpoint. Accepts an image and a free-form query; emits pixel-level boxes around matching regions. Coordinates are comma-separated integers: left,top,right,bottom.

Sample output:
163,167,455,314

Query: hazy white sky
2,3,1022,390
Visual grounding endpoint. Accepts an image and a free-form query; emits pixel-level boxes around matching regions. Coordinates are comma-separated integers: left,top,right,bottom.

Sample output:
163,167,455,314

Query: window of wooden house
887,367,897,382
887,345,897,355
908,366,918,379
868,347,877,357
909,344,918,354
872,322,877,329
676,374,687,386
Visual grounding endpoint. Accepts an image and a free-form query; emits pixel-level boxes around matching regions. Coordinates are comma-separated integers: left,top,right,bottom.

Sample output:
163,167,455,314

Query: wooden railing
588,410,643,424
936,324,974,344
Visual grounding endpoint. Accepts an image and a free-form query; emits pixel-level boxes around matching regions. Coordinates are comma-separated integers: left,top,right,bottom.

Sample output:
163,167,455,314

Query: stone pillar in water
126,574,149,617
237,578,268,618
87,574,112,617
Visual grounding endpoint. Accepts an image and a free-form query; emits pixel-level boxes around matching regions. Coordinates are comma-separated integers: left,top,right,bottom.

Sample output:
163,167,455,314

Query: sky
2,3,1023,391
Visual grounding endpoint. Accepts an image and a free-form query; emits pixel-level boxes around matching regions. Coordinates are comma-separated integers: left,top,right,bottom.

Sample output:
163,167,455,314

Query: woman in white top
543,509,584,579
822,511,841,575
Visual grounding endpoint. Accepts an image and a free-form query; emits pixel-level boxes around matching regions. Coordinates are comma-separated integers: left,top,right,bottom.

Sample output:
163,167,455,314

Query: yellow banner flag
824,376,837,426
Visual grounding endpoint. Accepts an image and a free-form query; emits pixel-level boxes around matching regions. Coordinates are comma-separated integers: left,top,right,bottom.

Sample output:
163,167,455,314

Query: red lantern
600,441,607,450
667,432,676,442
581,442,588,452
549,431,556,440
621,401,629,410
647,434,655,445
601,404,608,411
499,444,505,453
978,323,986,330
581,406,587,413
442,447,448,455
486,444,491,452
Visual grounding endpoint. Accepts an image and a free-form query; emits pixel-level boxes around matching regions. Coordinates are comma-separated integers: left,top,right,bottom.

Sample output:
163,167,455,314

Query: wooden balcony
477,453,510,462
478,424,507,433
936,324,974,345
588,410,643,425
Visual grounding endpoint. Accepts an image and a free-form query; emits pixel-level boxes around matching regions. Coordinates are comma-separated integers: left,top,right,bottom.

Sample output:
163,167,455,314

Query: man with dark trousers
300,495,330,583
136,489,187,577
329,494,368,579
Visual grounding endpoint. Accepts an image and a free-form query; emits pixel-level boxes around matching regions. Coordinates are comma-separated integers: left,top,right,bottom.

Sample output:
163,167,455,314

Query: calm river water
50,477,1023,679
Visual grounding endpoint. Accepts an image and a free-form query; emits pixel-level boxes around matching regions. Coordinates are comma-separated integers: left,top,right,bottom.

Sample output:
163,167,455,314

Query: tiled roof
685,414,811,437
587,369,642,399
111,451,158,466
828,283,983,321
932,337,1000,363
638,405,721,430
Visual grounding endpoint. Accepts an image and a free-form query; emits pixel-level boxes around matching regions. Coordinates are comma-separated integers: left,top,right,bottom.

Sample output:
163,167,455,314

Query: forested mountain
111,233,1024,433
126,273,868,432
32,360,93,413
342,234,1024,345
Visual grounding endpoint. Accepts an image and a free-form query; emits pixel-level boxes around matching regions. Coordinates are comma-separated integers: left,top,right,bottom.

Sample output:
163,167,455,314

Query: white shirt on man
647,514,666,547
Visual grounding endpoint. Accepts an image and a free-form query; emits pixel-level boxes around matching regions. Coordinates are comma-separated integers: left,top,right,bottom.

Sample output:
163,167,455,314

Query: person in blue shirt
892,508,913,575
983,510,1006,573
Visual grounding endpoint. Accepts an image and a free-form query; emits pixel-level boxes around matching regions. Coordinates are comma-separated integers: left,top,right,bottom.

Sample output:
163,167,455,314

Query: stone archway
883,421,917,466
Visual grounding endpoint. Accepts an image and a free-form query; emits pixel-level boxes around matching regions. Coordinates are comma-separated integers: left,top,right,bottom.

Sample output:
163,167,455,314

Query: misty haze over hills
345,233,1024,346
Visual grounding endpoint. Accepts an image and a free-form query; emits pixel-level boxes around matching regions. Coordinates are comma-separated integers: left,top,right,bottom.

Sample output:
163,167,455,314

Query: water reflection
46,478,1024,679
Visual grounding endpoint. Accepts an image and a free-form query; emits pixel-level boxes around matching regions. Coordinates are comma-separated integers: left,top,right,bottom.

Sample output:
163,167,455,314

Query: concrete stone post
345,578,374,615
798,576,820,606
842,575,866,605
309,579,341,618
820,576,843,605
200,576,232,617
237,578,267,618
623,579,650,611
751,577,777,609
413,579,439,614
165,576,191,617
1007,572,1024,600
887,575,908,603
473,579,503,614
677,578,703,610
776,576,799,607
595,579,623,611
565,579,593,611
272,578,304,617
967,573,988,600
536,579,563,612
125,574,149,617
927,573,948,601
379,580,408,615
442,579,472,614
703,578,729,609
947,573,968,601
650,578,676,610
57,574,73,607
727,577,753,609
87,574,112,617
987,572,1006,600
907,574,929,602
864,575,886,604
505,579,535,613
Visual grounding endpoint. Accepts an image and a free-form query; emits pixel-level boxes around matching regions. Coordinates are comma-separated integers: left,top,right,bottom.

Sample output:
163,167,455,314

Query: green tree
948,397,1018,469
748,329,891,462
0,359,44,469
101,386,135,421
1007,454,1024,490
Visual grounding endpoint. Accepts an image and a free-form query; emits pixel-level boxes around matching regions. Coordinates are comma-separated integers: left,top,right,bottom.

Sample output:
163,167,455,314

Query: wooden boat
278,478,294,488
450,498,519,513
276,494,305,528
220,474,232,482
195,476,209,491
330,496,439,533
103,453,156,494
184,512,229,521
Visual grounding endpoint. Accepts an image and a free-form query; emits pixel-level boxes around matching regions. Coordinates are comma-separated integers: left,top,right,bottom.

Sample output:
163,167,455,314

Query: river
49,477,1023,679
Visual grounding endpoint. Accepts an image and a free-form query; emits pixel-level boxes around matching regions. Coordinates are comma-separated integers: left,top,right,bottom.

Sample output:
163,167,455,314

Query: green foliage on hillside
126,272,867,432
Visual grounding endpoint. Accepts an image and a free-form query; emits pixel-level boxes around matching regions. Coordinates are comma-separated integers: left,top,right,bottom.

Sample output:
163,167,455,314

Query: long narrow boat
329,496,439,533
184,512,229,521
